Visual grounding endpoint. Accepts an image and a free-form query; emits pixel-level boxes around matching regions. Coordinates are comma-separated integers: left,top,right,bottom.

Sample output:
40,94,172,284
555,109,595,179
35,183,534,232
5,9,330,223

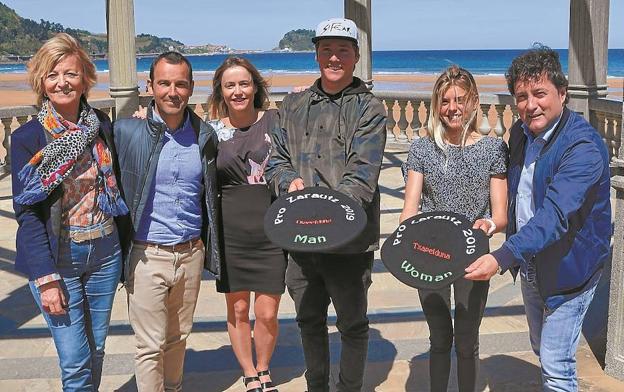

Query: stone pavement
0,150,622,391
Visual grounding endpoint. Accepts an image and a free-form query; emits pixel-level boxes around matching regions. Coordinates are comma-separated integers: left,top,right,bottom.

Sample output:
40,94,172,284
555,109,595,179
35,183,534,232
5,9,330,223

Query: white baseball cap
312,18,358,45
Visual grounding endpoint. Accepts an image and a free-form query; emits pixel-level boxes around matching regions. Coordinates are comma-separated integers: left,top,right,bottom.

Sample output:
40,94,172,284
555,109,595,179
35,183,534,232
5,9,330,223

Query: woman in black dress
208,57,286,392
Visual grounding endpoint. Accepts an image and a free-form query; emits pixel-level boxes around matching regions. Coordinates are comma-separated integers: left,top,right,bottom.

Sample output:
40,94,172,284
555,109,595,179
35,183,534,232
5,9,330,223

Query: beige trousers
126,241,204,392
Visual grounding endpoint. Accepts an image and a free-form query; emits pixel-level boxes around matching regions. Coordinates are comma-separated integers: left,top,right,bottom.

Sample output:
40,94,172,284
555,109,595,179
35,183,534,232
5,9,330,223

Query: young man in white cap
267,17,387,392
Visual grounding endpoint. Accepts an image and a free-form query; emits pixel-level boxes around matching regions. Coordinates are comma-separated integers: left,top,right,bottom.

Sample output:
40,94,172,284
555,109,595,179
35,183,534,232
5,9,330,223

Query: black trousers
418,278,489,392
286,252,373,392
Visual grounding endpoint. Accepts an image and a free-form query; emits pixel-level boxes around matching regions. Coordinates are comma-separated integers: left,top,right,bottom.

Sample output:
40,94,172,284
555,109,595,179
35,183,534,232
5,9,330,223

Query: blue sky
3,0,623,50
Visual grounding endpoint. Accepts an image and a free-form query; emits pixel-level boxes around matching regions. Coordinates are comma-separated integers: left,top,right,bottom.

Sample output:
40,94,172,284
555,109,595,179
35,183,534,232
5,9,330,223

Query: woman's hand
132,105,148,119
39,281,67,315
473,218,495,236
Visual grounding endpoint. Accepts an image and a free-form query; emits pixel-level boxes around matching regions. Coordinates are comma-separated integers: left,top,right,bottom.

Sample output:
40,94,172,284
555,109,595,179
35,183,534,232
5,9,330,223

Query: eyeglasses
45,72,81,83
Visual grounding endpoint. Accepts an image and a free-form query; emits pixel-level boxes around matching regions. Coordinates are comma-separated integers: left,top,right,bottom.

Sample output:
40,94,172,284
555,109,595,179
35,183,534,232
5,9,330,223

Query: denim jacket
492,107,611,300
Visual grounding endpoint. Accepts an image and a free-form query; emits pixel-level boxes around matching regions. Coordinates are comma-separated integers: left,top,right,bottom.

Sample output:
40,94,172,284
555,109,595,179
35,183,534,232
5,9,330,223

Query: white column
605,80,624,382
106,0,139,119
344,0,372,87
567,0,609,118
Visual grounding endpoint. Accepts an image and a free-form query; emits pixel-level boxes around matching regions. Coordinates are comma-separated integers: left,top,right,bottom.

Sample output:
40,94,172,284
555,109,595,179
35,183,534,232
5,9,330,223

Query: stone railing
375,91,518,149
589,97,623,164
0,92,621,171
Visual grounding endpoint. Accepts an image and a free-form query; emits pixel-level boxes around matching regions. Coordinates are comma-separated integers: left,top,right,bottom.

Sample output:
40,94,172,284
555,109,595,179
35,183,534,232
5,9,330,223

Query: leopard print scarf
14,99,128,217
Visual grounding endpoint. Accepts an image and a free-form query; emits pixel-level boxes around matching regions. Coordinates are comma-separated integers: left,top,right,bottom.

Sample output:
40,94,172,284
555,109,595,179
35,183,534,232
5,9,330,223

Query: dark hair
149,51,193,83
505,43,568,101
208,56,269,119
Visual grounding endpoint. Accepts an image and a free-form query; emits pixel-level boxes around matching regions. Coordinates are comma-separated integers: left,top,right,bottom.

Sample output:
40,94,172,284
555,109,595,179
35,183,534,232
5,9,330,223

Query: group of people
10,16,610,392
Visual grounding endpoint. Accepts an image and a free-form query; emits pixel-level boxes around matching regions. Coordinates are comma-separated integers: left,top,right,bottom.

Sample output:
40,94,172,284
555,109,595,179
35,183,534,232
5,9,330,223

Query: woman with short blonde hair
27,33,97,106
12,33,129,391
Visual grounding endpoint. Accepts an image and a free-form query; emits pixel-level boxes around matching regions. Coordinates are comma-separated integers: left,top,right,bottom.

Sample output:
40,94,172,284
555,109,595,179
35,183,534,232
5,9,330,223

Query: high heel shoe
243,375,263,392
257,369,278,392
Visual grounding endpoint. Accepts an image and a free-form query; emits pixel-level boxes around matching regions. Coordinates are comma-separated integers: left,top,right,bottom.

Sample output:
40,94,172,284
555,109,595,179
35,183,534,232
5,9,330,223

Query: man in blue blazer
465,45,611,391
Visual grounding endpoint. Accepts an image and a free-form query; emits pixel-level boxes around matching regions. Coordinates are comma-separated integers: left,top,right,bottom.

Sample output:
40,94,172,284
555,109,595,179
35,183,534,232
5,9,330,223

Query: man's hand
291,85,310,93
464,254,500,280
288,178,305,193
39,281,67,315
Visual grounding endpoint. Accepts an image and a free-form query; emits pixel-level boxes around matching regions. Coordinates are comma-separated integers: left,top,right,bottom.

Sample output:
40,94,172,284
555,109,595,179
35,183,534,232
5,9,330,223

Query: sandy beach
1,71,621,107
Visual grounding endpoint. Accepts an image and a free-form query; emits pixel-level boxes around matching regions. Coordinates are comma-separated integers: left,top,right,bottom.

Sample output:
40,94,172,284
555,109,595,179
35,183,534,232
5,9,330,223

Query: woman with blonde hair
209,56,286,392
11,33,129,391
400,65,508,391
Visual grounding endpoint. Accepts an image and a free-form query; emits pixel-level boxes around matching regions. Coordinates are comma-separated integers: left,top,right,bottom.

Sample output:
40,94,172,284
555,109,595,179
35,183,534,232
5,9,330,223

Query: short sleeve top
211,109,277,187
402,136,508,222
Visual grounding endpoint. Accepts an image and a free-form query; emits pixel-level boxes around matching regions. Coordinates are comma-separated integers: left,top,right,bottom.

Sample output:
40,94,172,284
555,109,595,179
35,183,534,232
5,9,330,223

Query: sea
1,49,623,76
1,49,623,94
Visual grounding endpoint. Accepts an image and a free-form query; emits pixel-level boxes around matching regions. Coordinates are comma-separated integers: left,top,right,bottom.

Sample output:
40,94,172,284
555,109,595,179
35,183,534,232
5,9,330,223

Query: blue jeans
29,224,122,392
520,271,599,392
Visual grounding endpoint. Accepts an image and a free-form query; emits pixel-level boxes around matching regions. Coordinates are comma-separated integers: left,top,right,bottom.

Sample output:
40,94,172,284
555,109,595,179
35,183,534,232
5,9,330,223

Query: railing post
492,105,506,138
384,99,397,142
478,105,491,135
0,117,12,173
410,100,424,139
396,100,409,143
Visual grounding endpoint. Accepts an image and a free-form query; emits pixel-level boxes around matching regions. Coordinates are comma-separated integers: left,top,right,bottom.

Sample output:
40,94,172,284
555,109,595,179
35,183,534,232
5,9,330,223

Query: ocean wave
0,68,26,73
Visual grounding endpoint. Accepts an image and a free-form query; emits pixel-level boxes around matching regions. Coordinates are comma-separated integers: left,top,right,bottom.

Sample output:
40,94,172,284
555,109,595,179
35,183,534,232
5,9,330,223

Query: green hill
0,1,185,56
277,29,315,51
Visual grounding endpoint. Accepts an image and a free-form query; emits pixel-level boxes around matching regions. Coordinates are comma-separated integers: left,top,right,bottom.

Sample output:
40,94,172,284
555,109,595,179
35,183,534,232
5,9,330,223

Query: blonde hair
427,65,479,150
27,33,97,106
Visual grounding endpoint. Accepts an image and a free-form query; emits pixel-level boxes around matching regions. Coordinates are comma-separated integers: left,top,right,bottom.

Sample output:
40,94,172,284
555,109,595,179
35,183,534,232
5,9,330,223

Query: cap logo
322,22,351,35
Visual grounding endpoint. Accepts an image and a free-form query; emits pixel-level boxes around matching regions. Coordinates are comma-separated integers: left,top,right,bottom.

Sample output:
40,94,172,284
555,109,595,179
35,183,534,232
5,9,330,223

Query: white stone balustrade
0,92,620,171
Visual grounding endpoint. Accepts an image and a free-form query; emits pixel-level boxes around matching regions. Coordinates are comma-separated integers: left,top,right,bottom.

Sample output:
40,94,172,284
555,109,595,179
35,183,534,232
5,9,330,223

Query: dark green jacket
267,77,387,253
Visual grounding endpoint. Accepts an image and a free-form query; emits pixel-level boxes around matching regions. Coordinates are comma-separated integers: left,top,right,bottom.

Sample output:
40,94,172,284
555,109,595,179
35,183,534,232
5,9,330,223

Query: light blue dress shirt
516,114,561,280
134,111,204,245
515,115,561,233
